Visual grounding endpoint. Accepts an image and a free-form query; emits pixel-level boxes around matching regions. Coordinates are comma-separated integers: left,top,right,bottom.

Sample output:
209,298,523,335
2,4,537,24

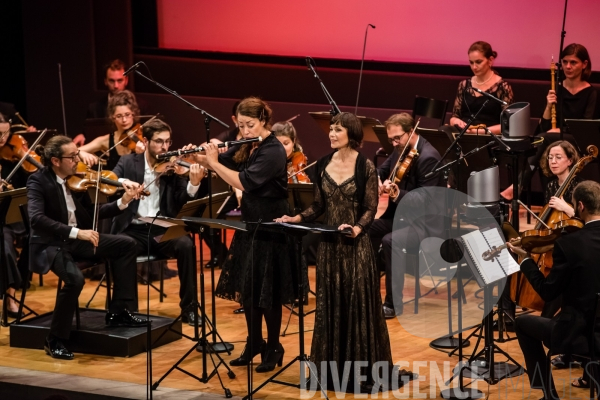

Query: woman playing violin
272,121,310,183
79,90,145,168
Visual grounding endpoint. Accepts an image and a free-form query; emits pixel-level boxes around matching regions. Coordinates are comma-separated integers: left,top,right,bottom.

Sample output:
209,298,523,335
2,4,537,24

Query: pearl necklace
474,74,494,85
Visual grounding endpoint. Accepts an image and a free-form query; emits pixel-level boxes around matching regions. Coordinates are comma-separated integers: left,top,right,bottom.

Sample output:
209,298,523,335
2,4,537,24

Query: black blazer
521,221,600,354
26,167,124,274
111,153,196,234
377,136,446,239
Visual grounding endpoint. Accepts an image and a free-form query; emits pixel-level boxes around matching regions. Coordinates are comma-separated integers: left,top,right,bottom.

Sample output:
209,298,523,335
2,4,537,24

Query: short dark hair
104,59,126,76
385,113,415,133
573,180,600,215
562,43,592,81
36,135,73,165
539,140,579,177
142,119,172,141
330,112,363,150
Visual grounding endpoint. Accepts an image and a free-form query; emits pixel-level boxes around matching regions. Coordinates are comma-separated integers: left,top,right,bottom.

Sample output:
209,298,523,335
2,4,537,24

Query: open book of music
459,226,520,287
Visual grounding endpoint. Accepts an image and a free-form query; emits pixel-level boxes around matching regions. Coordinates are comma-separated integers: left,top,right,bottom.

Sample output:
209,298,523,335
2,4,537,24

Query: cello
508,145,598,311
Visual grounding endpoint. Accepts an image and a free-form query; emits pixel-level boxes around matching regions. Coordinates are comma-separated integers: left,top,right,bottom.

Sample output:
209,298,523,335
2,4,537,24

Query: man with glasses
368,113,444,318
27,135,147,360
111,119,206,326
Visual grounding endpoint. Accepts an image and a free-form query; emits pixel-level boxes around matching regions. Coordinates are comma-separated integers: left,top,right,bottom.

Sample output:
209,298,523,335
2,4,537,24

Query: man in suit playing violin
111,119,206,326
27,135,147,360
369,113,445,318
508,180,600,400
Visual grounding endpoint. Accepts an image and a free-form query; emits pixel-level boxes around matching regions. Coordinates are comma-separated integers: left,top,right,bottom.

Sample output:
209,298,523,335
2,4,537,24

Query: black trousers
2,222,29,291
369,218,417,310
50,233,138,339
124,224,196,311
515,314,558,399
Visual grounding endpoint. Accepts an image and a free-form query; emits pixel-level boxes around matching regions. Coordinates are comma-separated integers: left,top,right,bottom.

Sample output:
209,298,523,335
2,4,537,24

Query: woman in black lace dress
449,41,514,135
277,113,412,392
202,97,301,373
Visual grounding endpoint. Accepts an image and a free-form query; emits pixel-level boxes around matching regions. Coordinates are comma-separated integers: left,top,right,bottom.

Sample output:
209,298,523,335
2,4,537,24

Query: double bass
509,145,598,311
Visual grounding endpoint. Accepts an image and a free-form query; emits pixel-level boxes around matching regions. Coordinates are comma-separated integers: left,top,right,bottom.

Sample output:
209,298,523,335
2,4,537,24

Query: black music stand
148,214,236,397
372,124,395,155
240,220,347,400
0,188,36,327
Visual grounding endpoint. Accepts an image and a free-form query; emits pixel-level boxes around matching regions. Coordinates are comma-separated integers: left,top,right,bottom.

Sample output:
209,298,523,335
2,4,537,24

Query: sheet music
461,228,519,286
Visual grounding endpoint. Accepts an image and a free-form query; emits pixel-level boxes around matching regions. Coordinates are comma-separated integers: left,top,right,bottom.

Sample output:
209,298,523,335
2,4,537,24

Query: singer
196,97,304,373
448,41,514,135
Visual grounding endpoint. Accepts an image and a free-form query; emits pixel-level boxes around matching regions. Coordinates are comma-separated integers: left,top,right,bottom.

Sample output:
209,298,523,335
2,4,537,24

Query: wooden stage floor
0,205,588,399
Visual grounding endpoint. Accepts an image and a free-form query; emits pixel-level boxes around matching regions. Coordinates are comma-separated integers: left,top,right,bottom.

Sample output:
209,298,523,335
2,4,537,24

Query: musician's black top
452,78,514,127
544,176,581,205
540,85,598,132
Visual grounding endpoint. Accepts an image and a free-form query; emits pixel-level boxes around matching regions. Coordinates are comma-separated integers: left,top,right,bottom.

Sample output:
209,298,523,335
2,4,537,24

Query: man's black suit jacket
111,153,196,234
376,136,446,240
521,221,600,354
27,167,124,274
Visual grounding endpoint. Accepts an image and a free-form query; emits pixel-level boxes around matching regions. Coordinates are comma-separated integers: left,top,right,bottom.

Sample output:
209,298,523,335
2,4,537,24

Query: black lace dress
300,155,393,390
452,78,514,126
215,134,303,308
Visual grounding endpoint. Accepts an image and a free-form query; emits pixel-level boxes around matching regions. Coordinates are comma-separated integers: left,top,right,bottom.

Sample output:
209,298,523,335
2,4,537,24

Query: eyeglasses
387,131,408,144
60,150,80,161
151,139,173,146
547,155,565,161
113,112,133,120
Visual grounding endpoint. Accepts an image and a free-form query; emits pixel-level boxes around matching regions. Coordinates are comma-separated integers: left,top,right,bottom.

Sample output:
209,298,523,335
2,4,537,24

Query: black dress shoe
233,307,245,314
230,337,266,366
383,305,400,319
105,309,148,327
181,310,203,327
44,336,74,360
255,343,284,373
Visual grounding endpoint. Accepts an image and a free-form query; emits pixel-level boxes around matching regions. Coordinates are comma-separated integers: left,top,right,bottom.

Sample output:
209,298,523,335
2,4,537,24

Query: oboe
156,136,262,160
551,56,557,130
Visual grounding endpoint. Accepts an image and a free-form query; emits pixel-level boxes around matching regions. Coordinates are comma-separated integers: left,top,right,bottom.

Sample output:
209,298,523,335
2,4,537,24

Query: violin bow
288,160,316,178
92,160,103,254
3,128,48,185
517,200,551,229
98,114,160,161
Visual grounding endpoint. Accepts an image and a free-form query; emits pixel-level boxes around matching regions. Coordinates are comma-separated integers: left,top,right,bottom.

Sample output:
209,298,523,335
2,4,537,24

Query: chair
546,293,600,400
374,96,449,167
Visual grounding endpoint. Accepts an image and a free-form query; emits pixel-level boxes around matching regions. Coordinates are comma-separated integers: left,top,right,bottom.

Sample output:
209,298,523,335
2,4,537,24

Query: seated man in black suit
27,135,147,360
111,119,205,326
508,180,600,400
368,113,445,318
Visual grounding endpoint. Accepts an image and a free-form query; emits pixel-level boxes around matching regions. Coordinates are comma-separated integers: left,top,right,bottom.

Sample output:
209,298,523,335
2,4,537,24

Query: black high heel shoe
230,337,266,366
255,343,284,373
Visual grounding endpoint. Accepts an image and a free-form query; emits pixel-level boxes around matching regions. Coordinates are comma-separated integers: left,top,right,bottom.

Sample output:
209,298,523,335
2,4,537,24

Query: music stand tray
372,125,394,154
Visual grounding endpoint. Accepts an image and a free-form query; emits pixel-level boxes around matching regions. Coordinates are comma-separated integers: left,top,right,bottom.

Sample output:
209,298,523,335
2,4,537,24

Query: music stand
240,221,347,400
0,188,37,327
372,125,395,155
148,214,237,396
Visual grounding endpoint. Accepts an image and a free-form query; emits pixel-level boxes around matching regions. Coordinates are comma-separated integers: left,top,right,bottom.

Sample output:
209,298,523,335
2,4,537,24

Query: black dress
540,85,597,132
215,133,303,308
452,78,514,126
300,153,393,390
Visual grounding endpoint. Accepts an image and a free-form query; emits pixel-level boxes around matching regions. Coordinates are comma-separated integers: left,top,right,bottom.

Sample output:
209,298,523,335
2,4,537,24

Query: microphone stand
306,57,341,116
354,24,375,114
146,212,161,400
556,0,569,141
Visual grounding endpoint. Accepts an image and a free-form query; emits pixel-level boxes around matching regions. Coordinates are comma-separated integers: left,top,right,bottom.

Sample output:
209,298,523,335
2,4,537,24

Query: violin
287,151,310,183
0,134,44,173
119,123,143,152
153,156,194,175
67,162,150,197
388,119,420,200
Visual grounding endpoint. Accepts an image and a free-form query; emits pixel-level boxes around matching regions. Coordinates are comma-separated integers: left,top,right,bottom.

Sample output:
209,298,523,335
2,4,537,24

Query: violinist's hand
450,117,466,130
26,125,37,133
204,142,219,168
78,150,98,166
338,223,361,238
189,163,206,186
549,196,571,214
507,238,529,259
379,179,393,195
122,182,142,204
73,134,86,147
78,229,99,247
135,140,145,154
122,179,141,191
275,215,301,224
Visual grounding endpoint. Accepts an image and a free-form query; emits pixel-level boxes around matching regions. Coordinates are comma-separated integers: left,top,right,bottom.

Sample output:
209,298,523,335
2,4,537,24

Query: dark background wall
2,0,599,183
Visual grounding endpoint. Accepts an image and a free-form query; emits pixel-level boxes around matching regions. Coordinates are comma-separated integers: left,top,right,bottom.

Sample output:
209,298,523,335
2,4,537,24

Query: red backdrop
157,0,599,70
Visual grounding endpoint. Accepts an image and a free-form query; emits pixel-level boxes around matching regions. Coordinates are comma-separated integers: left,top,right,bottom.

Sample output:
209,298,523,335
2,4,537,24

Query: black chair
546,293,600,399
374,96,449,167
